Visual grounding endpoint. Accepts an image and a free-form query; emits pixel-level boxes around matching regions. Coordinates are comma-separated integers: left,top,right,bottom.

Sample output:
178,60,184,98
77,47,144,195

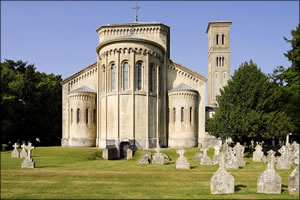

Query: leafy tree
206,60,294,143
1,60,62,146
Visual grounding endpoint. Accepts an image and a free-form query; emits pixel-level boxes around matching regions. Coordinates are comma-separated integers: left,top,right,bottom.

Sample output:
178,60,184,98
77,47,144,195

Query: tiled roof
69,86,96,94
169,83,197,92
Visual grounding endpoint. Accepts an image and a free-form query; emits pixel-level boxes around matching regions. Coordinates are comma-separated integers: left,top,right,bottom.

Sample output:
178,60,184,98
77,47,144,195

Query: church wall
107,95,118,140
61,84,69,146
119,95,133,140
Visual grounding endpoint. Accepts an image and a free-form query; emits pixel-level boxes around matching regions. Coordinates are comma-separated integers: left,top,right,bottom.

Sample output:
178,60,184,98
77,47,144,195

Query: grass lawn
1,147,298,199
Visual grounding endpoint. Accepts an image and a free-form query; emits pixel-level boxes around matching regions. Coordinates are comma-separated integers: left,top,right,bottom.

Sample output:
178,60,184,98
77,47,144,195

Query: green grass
1,147,298,199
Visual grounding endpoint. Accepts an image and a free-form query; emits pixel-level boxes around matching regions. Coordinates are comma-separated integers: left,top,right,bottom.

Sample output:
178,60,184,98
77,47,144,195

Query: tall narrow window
222,34,225,45
102,65,105,92
77,108,80,123
222,57,224,66
173,107,176,122
181,107,184,122
149,64,153,92
71,109,73,124
111,64,115,91
93,109,96,125
219,57,222,67
216,57,218,66
85,109,88,124
137,63,142,90
216,34,219,45
123,62,128,90
190,107,192,123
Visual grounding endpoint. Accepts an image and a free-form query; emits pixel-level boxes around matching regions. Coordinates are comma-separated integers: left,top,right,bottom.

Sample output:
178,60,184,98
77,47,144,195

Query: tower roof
206,21,232,33
169,83,197,92
69,86,96,94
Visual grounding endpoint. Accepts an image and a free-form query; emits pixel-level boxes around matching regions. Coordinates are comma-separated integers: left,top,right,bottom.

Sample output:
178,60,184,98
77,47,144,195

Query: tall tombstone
11,143,20,158
20,143,27,158
253,143,264,162
257,150,282,194
152,147,164,165
176,148,190,169
291,141,299,165
200,148,213,165
213,146,221,164
276,145,292,169
21,143,35,168
234,142,246,167
288,157,299,195
126,149,133,160
210,152,235,194
224,147,239,169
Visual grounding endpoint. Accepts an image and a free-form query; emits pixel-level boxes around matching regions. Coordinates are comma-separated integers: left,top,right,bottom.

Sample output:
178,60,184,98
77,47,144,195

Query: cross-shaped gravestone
25,143,35,158
156,147,161,154
267,150,276,169
21,143,26,149
13,143,19,150
201,148,208,157
177,148,186,158
20,143,27,158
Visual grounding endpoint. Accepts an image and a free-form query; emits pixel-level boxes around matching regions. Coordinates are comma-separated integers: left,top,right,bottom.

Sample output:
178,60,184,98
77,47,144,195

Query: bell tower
206,21,232,106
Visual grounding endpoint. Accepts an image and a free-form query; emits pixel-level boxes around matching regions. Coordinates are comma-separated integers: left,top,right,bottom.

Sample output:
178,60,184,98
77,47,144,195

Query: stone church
61,20,231,157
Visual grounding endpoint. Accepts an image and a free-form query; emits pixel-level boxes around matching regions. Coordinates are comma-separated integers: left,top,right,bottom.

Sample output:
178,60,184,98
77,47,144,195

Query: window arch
222,57,224,66
216,34,219,45
173,107,176,122
216,57,218,66
111,64,116,91
71,109,73,124
149,64,154,92
77,108,80,123
137,62,142,90
181,107,184,122
85,108,88,124
123,62,129,90
222,34,225,45
219,57,222,67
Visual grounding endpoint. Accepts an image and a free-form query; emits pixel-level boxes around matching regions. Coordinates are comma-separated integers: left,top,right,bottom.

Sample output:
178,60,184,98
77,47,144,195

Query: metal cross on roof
133,2,141,23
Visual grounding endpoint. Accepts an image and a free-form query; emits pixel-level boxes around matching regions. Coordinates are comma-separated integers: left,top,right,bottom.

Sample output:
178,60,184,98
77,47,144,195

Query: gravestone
102,147,118,160
152,148,164,165
176,149,190,169
257,150,282,194
234,142,245,167
288,158,299,195
200,148,213,165
291,141,299,164
126,149,133,160
21,143,35,168
11,143,19,158
162,153,171,161
276,145,292,169
224,147,239,169
213,146,220,164
20,143,27,158
137,152,152,164
253,143,264,162
210,152,235,194
194,148,203,161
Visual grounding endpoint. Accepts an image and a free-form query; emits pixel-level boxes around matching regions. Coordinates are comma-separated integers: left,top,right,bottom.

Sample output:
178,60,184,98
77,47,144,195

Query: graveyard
1,146,299,199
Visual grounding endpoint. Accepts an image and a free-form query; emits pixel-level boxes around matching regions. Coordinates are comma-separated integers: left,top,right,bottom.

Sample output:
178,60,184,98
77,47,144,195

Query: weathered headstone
11,143,19,158
253,143,264,162
137,152,152,164
102,147,118,160
234,142,245,167
21,143,35,168
288,158,299,195
200,148,213,165
276,145,292,169
291,141,299,165
126,149,133,160
223,147,239,169
176,149,190,169
152,148,164,165
213,146,220,164
210,152,235,194
257,150,282,194
20,143,27,158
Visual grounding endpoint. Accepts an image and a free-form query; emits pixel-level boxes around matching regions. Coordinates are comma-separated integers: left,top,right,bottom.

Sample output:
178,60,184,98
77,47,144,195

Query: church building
61,20,232,157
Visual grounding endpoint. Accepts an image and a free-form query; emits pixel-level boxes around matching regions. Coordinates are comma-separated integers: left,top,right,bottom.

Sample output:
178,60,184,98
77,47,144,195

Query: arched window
71,109,73,124
85,108,88,124
123,62,129,90
216,34,219,45
77,108,80,123
173,107,176,122
190,107,192,123
181,107,184,122
102,65,106,92
137,62,142,90
216,57,218,66
149,64,154,92
111,64,116,91
222,57,224,66
93,109,96,125
222,34,225,45
219,57,222,67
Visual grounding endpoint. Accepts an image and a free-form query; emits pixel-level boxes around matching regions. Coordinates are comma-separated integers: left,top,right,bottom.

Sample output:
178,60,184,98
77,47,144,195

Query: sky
1,1,299,82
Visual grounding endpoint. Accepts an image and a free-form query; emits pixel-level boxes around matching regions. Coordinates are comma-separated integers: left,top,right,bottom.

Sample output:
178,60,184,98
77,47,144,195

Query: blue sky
1,1,299,81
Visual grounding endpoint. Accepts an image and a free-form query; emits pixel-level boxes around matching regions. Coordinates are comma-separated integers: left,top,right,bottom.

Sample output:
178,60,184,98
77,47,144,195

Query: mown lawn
1,147,298,199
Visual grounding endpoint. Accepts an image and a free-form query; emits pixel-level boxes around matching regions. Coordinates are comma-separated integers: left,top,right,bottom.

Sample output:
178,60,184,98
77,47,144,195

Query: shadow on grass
282,184,287,193
235,184,246,192
164,162,175,165
190,166,198,169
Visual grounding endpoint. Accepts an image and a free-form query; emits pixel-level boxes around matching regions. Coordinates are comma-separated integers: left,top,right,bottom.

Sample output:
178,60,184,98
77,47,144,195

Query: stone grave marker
257,150,282,194
152,147,164,165
21,143,35,168
126,149,133,160
176,148,190,169
288,157,299,195
194,148,203,161
224,147,239,169
137,152,152,164
20,143,27,158
276,145,292,169
212,146,220,164
234,142,246,167
253,143,264,162
11,143,19,158
200,148,213,165
210,152,235,194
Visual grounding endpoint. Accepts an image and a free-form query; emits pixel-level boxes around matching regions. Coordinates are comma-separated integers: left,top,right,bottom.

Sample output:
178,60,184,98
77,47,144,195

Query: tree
206,60,294,143
1,60,62,146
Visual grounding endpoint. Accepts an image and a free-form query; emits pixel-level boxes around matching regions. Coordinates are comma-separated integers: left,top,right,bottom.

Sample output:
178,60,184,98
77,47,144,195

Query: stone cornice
206,21,232,33
61,62,97,85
